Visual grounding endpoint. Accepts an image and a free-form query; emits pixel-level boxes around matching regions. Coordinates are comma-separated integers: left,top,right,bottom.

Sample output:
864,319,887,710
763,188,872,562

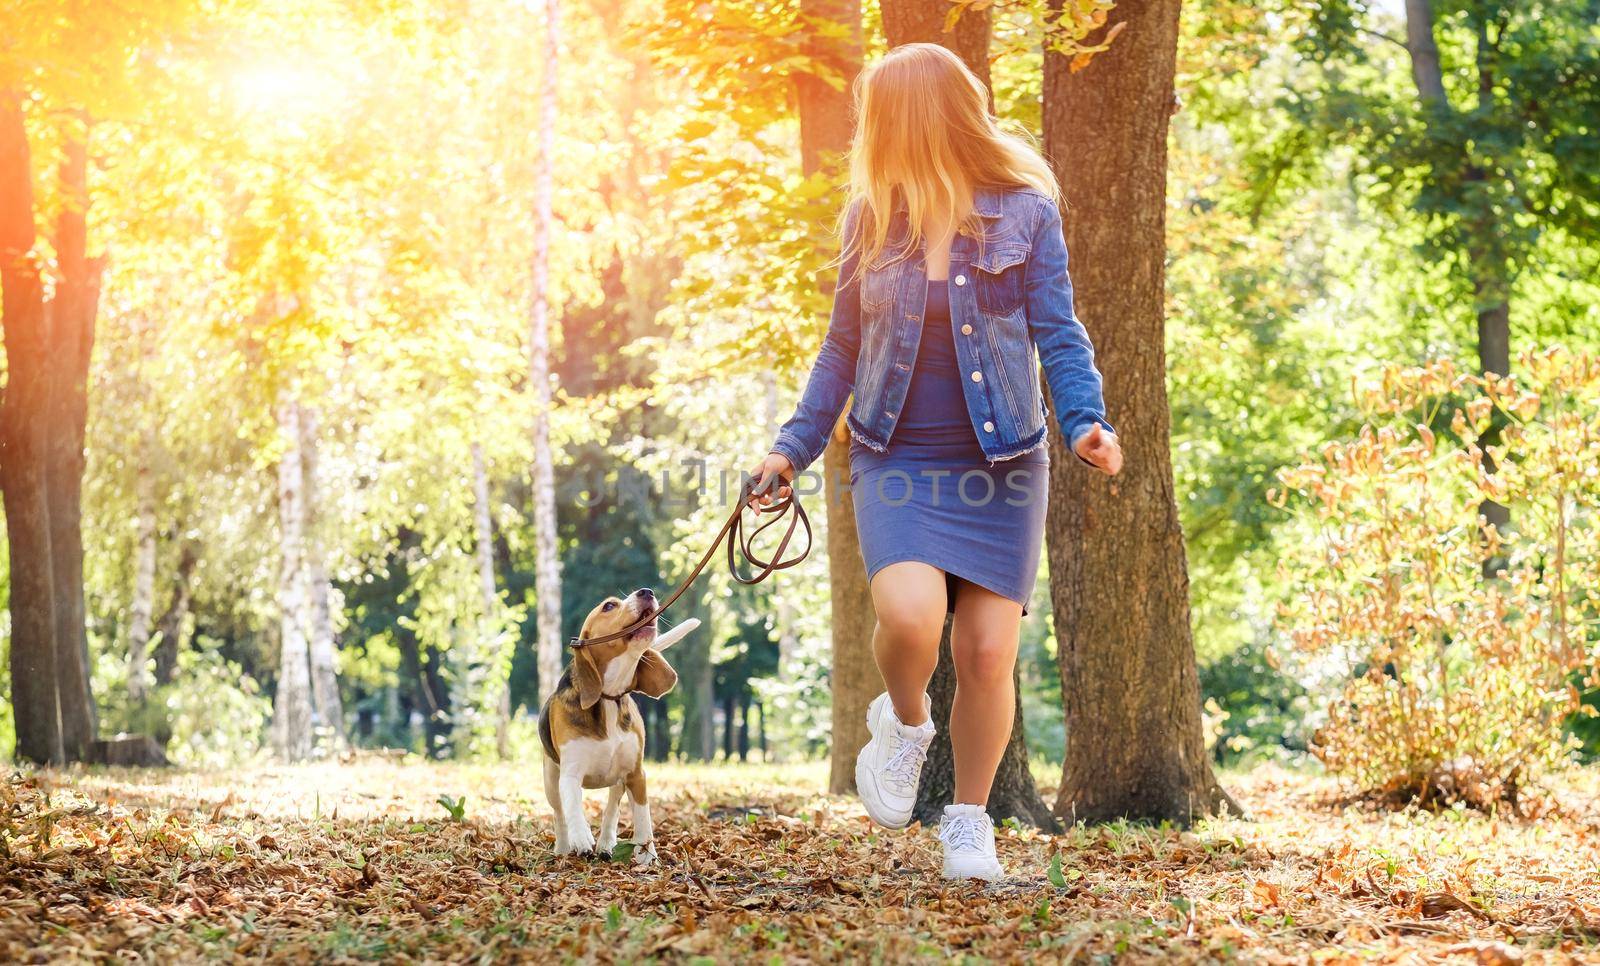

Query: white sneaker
940,804,1004,882
855,692,934,829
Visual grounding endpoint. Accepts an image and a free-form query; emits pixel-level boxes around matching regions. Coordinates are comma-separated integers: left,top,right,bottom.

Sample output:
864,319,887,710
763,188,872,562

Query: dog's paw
565,825,596,856
632,843,657,867
595,835,617,856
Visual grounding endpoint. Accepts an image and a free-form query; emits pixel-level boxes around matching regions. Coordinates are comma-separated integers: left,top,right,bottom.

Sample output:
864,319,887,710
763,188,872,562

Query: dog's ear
571,646,604,710
631,649,677,699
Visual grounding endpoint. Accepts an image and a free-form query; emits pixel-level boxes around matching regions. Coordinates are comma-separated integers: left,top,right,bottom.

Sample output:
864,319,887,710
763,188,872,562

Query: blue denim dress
849,279,1048,610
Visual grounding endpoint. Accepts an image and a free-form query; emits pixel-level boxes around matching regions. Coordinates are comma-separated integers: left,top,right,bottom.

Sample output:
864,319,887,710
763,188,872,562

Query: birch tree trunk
1042,0,1238,825
299,405,345,747
471,441,512,758
529,0,565,710
153,540,199,690
127,431,158,705
271,395,315,761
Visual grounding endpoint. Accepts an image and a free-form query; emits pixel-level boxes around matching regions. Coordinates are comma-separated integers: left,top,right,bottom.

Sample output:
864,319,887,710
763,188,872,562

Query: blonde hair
844,43,1059,268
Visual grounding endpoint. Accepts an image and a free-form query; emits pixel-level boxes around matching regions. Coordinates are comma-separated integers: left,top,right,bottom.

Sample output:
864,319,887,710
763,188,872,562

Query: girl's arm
769,203,865,474
1024,196,1113,460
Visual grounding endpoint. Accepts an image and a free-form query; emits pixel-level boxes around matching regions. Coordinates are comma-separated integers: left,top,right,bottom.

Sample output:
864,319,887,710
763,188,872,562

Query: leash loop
569,474,809,648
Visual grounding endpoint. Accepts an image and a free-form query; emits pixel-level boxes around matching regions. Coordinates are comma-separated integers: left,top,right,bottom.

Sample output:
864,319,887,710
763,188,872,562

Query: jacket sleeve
769,203,865,474
1025,196,1112,457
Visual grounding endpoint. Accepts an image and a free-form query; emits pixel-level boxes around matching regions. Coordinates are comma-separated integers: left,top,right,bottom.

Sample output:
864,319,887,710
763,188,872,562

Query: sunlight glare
229,60,340,122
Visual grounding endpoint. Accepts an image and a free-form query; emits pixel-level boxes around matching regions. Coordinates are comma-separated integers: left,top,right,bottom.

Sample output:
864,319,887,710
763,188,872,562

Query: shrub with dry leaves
1274,347,1600,808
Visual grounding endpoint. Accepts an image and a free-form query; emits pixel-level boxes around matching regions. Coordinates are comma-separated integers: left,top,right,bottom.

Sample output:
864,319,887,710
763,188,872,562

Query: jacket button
954,275,967,286
983,421,995,433
970,371,982,383
960,324,973,335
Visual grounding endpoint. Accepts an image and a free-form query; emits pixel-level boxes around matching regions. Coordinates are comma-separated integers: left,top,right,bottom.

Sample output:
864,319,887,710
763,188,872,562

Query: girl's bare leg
868,561,947,727
948,582,1024,805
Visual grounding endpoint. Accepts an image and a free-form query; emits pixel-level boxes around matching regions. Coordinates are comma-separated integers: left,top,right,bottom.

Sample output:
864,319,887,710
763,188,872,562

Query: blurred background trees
0,0,1596,812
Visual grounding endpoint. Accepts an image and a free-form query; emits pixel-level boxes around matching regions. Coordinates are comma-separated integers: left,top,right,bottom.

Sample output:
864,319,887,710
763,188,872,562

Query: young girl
752,43,1121,881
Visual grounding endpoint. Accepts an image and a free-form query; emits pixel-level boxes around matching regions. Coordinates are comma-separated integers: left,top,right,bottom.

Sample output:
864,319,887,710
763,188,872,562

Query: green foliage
1274,350,1600,806
436,794,467,822
160,647,274,768
1197,640,1310,764
1244,0,1600,343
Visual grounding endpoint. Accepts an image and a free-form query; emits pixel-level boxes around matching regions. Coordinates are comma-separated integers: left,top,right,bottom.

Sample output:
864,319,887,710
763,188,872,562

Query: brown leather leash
569,475,810,648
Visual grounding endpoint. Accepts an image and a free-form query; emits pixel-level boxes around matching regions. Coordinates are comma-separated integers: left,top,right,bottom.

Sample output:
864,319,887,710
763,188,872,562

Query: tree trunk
271,395,315,761
152,540,198,689
44,116,101,760
794,0,871,796
0,90,64,765
824,427,877,791
1403,0,1447,103
1042,0,1238,825
298,405,346,747
126,431,158,704
470,441,512,758
0,95,101,763
674,592,717,760
529,0,565,711
1405,1,1512,539
879,0,992,90
877,0,1054,828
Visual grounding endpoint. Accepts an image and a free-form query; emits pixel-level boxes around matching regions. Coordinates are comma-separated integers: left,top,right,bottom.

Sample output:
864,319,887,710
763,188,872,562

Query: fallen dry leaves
1,760,1596,962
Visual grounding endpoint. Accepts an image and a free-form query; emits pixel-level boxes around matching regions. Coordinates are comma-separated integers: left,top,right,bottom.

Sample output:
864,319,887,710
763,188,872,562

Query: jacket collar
973,186,1005,219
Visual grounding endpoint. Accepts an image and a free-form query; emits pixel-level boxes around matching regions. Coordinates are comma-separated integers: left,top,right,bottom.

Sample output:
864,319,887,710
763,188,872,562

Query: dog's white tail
653,617,700,651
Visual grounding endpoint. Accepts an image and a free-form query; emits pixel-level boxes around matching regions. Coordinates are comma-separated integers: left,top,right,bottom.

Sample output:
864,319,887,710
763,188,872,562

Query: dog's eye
602,601,618,612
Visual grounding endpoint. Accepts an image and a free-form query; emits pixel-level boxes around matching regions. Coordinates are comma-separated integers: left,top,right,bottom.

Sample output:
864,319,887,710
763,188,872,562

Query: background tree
528,0,565,711
0,95,101,763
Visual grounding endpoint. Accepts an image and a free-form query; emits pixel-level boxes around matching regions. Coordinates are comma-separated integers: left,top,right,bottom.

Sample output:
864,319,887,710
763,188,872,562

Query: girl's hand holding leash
749,453,795,507
1074,424,1124,476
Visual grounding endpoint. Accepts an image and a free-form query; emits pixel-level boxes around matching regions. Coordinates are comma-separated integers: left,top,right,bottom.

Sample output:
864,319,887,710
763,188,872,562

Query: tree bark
271,395,315,761
876,0,1055,827
126,428,158,704
0,90,65,765
793,0,870,794
44,115,101,760
152,540,198,689
677,591,717,760
0,94,104,763
823,427,878,792
1404,1,1511,535
529,0,565,711
1403,0,1447,103
1042,0,1238,825
470,441,512,758
299,405,346,747
879,0,992,90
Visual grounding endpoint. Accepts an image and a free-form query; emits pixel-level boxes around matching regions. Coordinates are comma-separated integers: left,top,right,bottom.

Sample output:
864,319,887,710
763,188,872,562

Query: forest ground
1,758,1597,963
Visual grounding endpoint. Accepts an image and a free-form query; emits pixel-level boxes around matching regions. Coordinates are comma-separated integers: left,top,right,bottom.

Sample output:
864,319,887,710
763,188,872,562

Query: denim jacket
771,185,1111,472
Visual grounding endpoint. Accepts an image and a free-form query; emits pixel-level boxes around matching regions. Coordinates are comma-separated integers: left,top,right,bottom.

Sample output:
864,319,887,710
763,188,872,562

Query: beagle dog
538,587,698,864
